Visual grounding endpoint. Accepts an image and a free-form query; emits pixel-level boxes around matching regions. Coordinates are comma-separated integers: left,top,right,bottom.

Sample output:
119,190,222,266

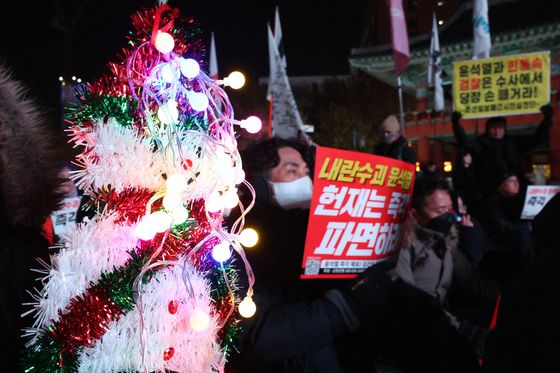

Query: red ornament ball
168,300,178,314
163,346,175,361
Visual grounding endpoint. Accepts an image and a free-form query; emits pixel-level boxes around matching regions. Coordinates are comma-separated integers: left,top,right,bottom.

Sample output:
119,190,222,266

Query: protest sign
453,51,550,118
521,185,560,220
51,196,81,241
301,147,415,279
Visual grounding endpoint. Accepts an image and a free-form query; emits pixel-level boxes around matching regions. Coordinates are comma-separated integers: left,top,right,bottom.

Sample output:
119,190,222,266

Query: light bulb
189,308,210,331
155,31,175,54
166,173,188,194
160,63,176,83
212,241,232,262
238,296,256,318
225,71,245,89
180,58,200,79
171,206,189,225
242,116,262,134
222,188,239,209
163,193,183,211
188,91,209,112
135,217,157,241
149,211,173,233
239,228,259,248
157,100,179,124
205,191,223,213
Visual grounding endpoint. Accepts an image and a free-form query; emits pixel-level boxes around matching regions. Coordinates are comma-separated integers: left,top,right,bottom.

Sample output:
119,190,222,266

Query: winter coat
393,223,478,305
453,116,551,196
374,136,416,165
0,66,63,372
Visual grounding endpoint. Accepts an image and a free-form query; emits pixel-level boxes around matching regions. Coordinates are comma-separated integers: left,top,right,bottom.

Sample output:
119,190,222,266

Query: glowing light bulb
149,211,173,233
163,193,183,211
239,228,259,248
242,116,262,134
222,188,239,209
189,308,210,331
160,63,176,83
171,206,189,225
188,91,209,112
206,191,223,213
224,71,245,89
157,100,179,124
166,173,188,194
212,241,232,262
155,31,175,54
58,76,63,82
135,217,157,241
238,296,256,318
180,58,200,79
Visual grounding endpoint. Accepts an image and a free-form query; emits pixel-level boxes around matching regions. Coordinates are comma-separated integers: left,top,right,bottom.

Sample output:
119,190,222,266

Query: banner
521,185,560,220
301,147,415,279
453,51,550,118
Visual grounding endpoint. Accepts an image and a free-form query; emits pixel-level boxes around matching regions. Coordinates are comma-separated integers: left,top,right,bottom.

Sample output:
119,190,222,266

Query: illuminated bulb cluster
135,173,191,241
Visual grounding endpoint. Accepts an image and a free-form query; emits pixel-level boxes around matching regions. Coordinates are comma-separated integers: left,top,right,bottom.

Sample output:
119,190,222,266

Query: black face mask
426,212,458,235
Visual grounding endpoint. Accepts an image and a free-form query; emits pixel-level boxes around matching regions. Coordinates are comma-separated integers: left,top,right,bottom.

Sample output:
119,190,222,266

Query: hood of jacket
0,66,63,228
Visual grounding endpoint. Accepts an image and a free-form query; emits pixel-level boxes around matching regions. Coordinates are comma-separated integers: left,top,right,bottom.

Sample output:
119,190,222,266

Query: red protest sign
301,146,415,279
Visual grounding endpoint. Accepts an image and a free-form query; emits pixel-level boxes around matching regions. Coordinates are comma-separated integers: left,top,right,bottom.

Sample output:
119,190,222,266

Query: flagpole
397,75,406,137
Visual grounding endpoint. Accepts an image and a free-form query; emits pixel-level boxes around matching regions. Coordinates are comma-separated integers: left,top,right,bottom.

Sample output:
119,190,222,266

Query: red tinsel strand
89,187,157,224
50,286,122,354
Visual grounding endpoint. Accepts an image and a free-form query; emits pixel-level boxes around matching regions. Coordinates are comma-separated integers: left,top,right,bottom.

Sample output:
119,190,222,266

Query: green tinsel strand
179,113,208,132
97,250,154,311
67,89,137,127
221,320,242,358
21,333,80,373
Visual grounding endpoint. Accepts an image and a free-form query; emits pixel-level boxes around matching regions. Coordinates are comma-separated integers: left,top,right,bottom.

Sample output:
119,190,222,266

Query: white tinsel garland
77,261,222,373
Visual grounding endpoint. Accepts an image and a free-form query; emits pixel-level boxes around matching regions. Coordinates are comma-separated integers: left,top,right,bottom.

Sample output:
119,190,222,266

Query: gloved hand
541,104,553,123
326,260,395,328
451,111,462,125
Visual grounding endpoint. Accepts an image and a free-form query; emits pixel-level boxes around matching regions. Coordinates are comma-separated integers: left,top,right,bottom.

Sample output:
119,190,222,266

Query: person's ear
408,208,418,222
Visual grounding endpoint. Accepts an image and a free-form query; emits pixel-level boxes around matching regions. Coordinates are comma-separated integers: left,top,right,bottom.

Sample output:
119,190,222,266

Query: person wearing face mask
452,105,553,196
227,139,480,373
374,115,416,165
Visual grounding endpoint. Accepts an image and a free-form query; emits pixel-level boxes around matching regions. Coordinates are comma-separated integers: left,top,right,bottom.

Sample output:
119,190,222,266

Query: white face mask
271,175,313,210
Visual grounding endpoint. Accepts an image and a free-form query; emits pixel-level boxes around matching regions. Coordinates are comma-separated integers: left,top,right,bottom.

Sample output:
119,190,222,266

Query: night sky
1,0,370,110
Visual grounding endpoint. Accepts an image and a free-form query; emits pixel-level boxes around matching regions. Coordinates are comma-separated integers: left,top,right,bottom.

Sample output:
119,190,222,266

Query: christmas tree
23,4,260,372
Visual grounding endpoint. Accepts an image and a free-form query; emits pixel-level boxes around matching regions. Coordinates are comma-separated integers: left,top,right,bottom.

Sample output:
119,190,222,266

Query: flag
389,0,409,76
274,6,287,69
267,24,305,139
473,0,491,59
428,13,444,112
209,32,218,80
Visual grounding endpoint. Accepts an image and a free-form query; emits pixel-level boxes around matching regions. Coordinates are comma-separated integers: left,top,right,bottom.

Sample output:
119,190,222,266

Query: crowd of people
0,61,558,372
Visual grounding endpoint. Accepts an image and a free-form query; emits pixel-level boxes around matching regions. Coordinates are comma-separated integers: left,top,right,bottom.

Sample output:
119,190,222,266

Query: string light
171,206,189,225
179,58,200,79
239,228,258,247
206,191,223,213
163,193,183,211
155,31,175,54
222,188,239,209
223,71,245,89
238,296,256,318
166,174,188,194
160,63,176,83
211,241,232,262
149,211,173,233
189,308,210,331
157,99,179,124
241,116,262,134
188,91,209,112
135,217,157,241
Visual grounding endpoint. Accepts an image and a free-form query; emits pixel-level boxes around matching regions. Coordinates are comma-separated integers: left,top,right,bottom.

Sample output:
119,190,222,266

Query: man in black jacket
452,105,553,196
374,115,416,165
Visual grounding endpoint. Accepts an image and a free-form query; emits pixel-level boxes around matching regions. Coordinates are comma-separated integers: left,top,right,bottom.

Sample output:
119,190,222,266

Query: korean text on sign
452,52,550,118
301,147,415,279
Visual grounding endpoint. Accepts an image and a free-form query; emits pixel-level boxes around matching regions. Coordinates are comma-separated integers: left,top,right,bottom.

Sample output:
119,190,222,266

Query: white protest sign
51,196,81,240
521,185,560,220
